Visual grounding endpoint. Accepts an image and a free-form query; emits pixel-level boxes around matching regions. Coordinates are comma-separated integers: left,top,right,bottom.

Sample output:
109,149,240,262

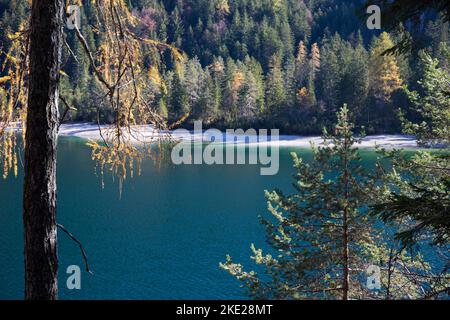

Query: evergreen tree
168,7,184,48
340,41,369,124
1,0,448,133
373,49,450,250
238,69,259,122
401,48,450,147
265,55,286,116
198,69,220,124
184,57,205,118
283,54,297,110
168,68,189,121
222,58,241,124
373,148,450,247
317,33,345,120
221,106,444,299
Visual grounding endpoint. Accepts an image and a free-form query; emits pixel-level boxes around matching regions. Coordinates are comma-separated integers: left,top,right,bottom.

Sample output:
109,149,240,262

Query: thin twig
57,223,93,275
58,95,77,129
74,25,112,91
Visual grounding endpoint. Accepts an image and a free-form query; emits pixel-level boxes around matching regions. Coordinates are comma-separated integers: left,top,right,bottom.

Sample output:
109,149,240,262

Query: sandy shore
59,123,418,149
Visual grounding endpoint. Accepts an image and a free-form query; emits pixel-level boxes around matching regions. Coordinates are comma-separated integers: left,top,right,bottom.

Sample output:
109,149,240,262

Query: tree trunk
342,136,350,300
342,206,350,300
23,0,63,300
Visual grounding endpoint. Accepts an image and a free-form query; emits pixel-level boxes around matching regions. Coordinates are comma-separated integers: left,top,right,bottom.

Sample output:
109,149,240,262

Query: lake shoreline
58,123,419,149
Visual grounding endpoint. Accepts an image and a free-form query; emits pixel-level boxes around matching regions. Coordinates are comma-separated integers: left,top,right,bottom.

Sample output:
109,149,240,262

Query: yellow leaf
0,76,11,85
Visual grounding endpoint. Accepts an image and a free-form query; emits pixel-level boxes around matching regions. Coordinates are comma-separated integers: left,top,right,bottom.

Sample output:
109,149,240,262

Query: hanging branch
67,0,185,188
57,223,93,275
73,26,112,92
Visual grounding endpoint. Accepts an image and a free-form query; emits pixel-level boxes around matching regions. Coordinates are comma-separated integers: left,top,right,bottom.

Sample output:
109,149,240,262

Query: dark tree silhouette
23,0,63,300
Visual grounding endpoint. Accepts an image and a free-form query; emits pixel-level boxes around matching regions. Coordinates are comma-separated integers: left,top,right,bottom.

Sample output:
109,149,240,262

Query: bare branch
57,223,93,275
73,26,112,92
58,95,77,129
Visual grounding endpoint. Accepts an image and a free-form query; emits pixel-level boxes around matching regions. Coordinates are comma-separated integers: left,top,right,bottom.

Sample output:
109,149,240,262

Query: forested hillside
0,0,449,134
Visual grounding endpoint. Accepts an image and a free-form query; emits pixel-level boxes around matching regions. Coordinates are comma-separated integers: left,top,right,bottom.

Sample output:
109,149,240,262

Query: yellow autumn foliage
0,21,28,179
0,0,185,185
369,32,403,102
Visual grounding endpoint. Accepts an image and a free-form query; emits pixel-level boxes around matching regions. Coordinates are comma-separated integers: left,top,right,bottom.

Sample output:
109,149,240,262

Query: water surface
0,137,380,299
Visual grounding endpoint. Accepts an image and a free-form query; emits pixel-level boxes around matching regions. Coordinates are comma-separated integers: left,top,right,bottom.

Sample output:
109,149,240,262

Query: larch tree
367,32,403,131
216,0,231,17
306,43,320,106
294,40,307,89
296,41,307,65
0,0,182,300
368,32,403,103
310,42,321,75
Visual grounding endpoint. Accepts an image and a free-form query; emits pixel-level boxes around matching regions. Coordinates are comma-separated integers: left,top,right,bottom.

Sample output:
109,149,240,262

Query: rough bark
23,0,63,300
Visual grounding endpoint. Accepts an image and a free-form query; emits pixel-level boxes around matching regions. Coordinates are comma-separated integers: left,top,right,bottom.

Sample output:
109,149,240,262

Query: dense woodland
0,0,448,300
1,0,448,134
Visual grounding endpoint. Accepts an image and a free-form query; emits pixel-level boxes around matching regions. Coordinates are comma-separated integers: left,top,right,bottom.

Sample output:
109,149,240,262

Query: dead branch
57,223,93,275
59,95,77,129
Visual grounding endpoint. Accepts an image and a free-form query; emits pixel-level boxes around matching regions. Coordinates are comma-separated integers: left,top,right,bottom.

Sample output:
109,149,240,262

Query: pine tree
246,56,266,115
372,49,450,255
340,41,369,124
317,34,345,119
221,106,445,300
238,69,259,122
265,55,286,115
168,67,189,121
283,55,297,110
198,69,220,124
208,56,226,122
183,57,205,118
401,48,450,147
169,7,184,48
373,148,450,247
222,58,241,124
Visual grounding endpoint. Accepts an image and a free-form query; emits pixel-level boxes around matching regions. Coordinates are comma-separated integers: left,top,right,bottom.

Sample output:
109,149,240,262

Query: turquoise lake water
0,137,382,299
